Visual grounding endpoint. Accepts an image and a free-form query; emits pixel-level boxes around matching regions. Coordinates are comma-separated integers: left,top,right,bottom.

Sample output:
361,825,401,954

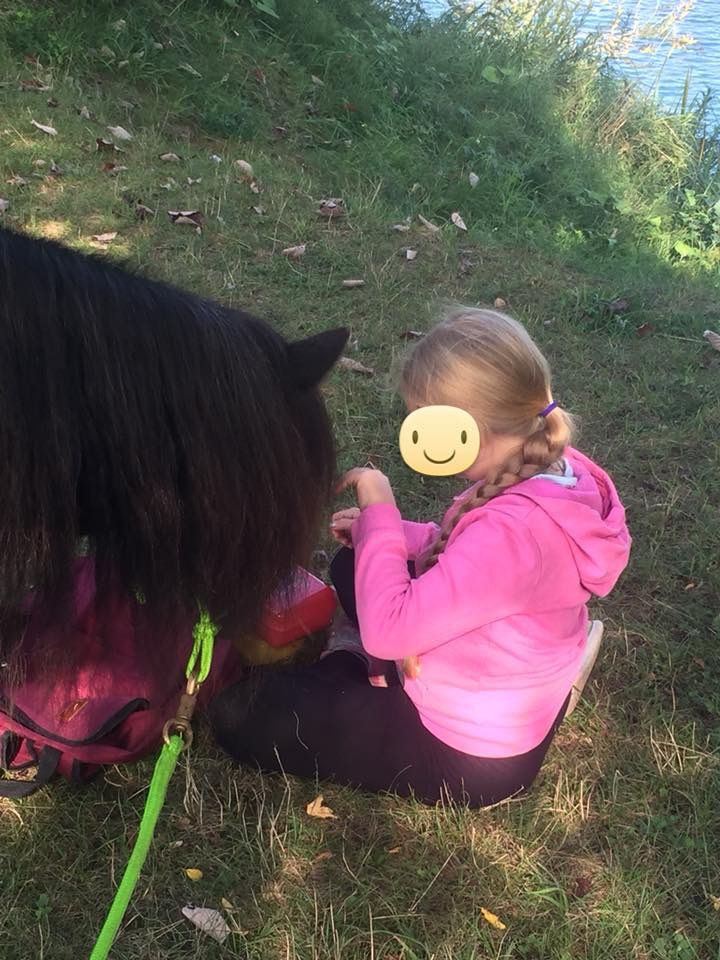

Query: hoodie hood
494,447,631,597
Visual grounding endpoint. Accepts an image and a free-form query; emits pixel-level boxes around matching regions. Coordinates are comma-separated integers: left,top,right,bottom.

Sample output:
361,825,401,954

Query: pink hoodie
352,449,631,758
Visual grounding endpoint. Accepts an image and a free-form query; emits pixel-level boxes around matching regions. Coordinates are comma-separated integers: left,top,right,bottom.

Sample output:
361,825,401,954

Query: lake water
425,1,719,120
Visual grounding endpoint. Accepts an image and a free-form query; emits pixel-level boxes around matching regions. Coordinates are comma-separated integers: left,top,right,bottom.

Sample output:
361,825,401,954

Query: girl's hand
336,467,396,510
330,507,360,547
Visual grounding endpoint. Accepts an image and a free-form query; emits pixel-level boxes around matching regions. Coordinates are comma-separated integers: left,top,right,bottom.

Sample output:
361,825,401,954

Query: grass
1,1,720,958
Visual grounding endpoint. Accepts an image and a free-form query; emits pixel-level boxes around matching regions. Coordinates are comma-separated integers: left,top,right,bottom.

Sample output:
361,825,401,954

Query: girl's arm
401,520,440,559
352,502,541,660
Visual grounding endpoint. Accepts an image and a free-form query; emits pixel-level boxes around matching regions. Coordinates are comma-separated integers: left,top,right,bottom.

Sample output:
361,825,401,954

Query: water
424,1,719,119
580,0,719,117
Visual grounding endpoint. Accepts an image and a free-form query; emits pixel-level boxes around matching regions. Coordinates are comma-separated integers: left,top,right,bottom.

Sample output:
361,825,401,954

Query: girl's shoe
565,620,605,718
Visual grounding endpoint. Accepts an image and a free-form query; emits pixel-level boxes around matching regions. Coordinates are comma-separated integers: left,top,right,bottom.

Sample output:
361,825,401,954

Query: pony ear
287,328,349,389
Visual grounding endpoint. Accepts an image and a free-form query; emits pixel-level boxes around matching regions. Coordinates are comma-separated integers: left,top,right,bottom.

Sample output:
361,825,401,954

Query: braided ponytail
398,305,574,680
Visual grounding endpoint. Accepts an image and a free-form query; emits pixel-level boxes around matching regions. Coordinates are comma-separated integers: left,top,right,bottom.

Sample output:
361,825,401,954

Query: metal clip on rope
162,674,199,750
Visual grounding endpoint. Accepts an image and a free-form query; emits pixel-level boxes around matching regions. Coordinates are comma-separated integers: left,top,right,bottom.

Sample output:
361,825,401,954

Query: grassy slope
1,2,719,958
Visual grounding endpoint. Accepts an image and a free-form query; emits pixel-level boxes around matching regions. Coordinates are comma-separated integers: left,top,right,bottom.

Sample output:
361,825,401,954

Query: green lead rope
89,611,217,960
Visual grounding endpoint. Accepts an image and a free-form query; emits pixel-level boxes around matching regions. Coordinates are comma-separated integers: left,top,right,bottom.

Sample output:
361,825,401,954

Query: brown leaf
249,180,263,194
319,198,345,219
20,78,50,91
418,214,440,236
107,124,132,141
314,851,333,862
181,906,230,944
703,330,720,352
31,119,57,136
185,867,203,881
306,795,337,819
253,66,266,83
386,846,402,855
281,244,306,259
469,172,479,188
400,330,424,340
136,203,155,220
450,211,467,231
636,322,655,337
7,175,27,187
494,297,508,309
252,205,265,215
338,356,374,376
159,152,182,162
571,876,593,899
342,279,365,288
96,138,120,153
91,232,118,244
404,248,418,261
0,198,10,213
168,209,202,227
101,162,128,175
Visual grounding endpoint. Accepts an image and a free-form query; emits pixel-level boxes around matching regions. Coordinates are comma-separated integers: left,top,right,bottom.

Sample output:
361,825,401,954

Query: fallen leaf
79,105,91,120
0,199,9,212
99,45,115,59
136,203,155,220
91,232,118,244
405,248,418,261
494,297,507,308
391,222,411,232
187,176,202,185
338,357,374,376
220,897,235,911
606,297,629,314
710,895,720,911
281,244,306,259
185,868,204,881
181,906,229,943
168,209,203,227
48,161,62,177
20,78,50,91
636,322,655,337
249,180,263,194
7,175,27,186
159,152,181,162
179,62,202,78
112,17,126,31
47,97,59,108
693,656,706,669
685,582,697,591
96,138,120,153
252,205,265,215
319,198,345,219
152,42,164,51
209,154,223,164
311,74,324,86
32,159,45,167
400,330,424,340
101,162,126,175
306,794,337,818
386,846,402,855
272,125,288,138
480,907,506,930
234,159,254,178
118,60,130,69
418,214,440,236
571,876,593,899
107,124,132,141
169,839,184,848
160,179,178,190
342,279,365,288
469,171,479,188
314,851,333,862
703,330,720,352
31,119,57,136
451,211,467,231
253,66,266,83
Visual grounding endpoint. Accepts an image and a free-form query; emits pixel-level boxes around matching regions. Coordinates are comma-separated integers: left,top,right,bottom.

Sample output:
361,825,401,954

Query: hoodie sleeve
401,519,441,559
353,503,542,659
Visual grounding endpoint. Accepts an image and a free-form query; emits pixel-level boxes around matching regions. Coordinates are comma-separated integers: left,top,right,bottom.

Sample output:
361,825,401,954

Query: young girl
210,307,631,807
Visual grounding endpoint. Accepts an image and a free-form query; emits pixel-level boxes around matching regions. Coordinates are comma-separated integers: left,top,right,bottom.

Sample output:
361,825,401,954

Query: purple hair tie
539,401,557,418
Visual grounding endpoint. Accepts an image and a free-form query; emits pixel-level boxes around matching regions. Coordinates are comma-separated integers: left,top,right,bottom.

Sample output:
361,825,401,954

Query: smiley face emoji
399,405,481,476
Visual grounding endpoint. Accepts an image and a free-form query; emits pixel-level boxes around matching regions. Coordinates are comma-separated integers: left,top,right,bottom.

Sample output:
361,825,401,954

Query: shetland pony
0,226,347,663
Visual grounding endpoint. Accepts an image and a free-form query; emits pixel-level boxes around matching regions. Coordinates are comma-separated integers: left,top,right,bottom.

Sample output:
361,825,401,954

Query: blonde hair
399,305,574,678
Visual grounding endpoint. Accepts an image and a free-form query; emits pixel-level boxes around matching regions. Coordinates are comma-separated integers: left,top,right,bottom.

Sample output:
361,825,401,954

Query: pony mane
0,227,345,657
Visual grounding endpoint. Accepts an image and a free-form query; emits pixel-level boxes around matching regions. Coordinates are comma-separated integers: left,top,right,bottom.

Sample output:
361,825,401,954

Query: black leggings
209,549,568,807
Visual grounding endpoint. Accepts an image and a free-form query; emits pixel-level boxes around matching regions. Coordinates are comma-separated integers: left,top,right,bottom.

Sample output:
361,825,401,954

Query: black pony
0,226,347,658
